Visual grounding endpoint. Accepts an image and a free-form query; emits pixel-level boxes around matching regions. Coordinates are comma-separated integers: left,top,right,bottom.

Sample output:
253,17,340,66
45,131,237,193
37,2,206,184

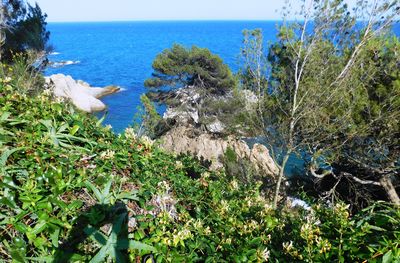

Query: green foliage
222,147,257,185
2,0,50,62
257,0,400,208
272,202,400,262
240,29,268,99
0,52,45,95
134,94,162,139
145,44,236,94
1,57,399,262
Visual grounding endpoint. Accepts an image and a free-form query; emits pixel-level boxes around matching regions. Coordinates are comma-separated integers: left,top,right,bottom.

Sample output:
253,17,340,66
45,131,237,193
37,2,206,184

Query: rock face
159,125,279,178
161,86,258,135
156,86,277,178
45,74,120,113
162,86,201,124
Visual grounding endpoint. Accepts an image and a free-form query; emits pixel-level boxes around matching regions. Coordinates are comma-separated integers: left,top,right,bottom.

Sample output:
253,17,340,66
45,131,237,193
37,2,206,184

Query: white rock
163,107,200,124
250,143,280,176
45,74,120,113
241,89,258,104
287,197,311,211
206,120,225,133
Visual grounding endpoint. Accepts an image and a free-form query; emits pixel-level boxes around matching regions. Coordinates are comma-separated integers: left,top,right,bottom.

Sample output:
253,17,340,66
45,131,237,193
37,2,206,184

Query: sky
27,0,361,23
27,0,296,22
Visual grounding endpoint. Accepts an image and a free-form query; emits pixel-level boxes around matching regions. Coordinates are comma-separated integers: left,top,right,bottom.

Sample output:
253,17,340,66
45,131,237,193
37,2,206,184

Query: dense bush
0,64,399,262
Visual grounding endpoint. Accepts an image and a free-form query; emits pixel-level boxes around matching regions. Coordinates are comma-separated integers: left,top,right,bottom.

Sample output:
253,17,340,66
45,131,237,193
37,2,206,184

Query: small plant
134,94,162,139
39,119,96,150
84,211,156,263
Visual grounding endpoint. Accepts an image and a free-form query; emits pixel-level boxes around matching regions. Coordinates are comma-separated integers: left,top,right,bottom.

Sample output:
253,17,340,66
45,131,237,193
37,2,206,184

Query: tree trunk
273,152,290,209
380,175,400,205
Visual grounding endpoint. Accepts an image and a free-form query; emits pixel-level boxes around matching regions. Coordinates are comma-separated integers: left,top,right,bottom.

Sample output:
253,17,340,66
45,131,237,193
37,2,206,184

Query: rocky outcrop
159,125,279,178
155,86,277,178
249,143,280,176
160,86,258,135
162,86,201,124
45,74,120,113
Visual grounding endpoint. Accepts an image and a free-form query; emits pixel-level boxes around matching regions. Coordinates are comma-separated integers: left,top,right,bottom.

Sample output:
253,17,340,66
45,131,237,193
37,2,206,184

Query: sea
45,21,400,133
45,21,279,132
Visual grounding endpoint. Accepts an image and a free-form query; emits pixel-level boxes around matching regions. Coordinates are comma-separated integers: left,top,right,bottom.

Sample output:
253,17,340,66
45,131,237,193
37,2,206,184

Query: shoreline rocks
45,74,120,113
48,60,80,68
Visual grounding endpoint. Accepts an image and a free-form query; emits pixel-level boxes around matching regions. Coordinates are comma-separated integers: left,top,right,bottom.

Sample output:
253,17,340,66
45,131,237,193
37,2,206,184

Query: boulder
206,120,225,133
250,143,279,176
159,125,279,178
45,74,120,113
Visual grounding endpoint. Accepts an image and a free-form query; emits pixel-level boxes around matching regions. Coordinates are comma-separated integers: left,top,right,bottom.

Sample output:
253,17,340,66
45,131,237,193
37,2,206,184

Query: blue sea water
45,21,279,132
45,21,400,133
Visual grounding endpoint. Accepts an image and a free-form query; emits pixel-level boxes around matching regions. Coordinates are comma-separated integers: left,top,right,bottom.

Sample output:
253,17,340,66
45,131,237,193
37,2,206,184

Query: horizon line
47,19,284,23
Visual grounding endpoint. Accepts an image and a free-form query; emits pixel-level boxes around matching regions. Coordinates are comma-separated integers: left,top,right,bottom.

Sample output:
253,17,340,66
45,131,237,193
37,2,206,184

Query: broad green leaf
110,213,127,244
25,256,53,262
0,147,24,167
32,220,47,235
129,240,157,252
116,191,139,201
89,244,110,263
114,250,126,263
10,249,25,263
383,250,393,263
70,124,80,135
85,181,103,203
369,225,387,232
0,112,11,121
103,179,113,202
50,228,60,248
0,197,18,209
85,226,108,245
96,114,106,127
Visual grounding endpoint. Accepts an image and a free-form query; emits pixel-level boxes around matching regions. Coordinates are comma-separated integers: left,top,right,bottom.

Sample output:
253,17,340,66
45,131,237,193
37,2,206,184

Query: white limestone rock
45,74,120,113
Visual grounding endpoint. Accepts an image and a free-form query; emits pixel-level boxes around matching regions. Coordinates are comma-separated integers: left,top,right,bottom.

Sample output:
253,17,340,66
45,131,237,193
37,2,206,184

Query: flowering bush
0,65,399,262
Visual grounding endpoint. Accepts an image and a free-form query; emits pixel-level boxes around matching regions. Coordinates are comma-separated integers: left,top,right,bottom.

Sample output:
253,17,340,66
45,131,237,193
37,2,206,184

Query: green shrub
0,64,398,262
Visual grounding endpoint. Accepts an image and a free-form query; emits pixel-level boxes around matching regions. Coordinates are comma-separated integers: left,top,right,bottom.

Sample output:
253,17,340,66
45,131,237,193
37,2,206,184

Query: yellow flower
175,161,183,169
262,247,270,261
283,241,294,253
100,149,115,160
220,200,229,213
201,172,210,179
317,238,331,253
124,127,137,140
230,180,239,190
204,226,211,235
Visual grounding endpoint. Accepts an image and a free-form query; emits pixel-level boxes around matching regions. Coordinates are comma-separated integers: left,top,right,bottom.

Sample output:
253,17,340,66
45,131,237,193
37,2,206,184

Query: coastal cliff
150,85,279,178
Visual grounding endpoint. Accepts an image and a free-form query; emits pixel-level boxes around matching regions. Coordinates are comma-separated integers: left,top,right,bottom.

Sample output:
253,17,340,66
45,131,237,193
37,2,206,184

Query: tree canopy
256,0,400,208
145,44,236,94
1,0,50,62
